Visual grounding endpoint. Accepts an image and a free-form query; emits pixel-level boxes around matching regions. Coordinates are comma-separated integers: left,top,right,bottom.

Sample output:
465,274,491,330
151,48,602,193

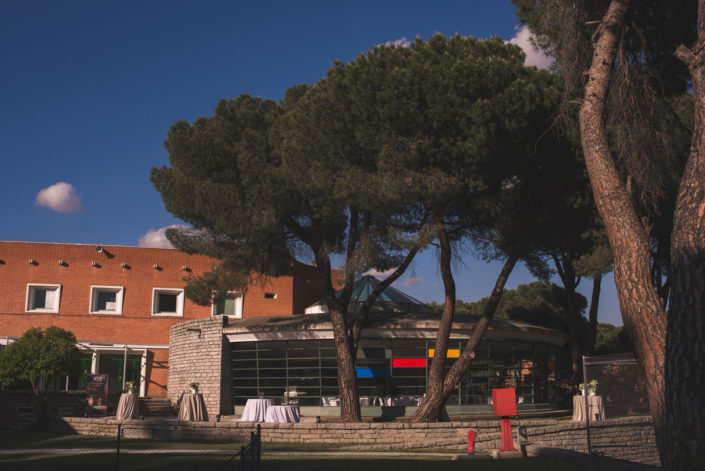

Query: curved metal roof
223,311,568,347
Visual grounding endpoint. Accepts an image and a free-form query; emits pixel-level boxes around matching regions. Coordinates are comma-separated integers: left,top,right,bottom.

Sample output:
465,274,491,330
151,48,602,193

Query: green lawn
0,431,245,451
0,454,604,471
0,431,605,471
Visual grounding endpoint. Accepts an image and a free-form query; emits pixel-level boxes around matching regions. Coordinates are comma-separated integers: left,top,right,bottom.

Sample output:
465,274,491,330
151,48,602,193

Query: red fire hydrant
467,430,477,454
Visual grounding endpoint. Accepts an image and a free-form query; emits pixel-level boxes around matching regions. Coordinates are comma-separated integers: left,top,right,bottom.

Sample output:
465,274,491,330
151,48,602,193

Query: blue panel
356,367,391,378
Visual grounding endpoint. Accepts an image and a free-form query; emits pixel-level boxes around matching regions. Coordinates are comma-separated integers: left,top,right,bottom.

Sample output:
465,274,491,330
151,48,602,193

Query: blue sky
0,1,622,325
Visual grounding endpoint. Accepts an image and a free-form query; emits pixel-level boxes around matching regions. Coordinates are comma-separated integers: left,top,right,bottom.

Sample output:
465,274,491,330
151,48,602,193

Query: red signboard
491,387,517,417
392,358,427,368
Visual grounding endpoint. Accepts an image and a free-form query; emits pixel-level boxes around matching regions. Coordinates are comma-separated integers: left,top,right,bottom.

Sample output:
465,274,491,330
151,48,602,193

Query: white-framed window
152,288,184,316
89,286,124,315
26,284,62,313
212,292,244,318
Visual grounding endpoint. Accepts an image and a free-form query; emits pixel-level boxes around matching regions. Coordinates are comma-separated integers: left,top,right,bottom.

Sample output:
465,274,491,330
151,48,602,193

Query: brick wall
0,242,330,398
167,317,230,418
50,416,659,466
0,242,217,345
0,242,312,341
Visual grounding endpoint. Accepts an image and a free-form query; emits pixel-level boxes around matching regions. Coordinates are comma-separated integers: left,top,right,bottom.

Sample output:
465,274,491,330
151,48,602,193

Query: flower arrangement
579,379,598,395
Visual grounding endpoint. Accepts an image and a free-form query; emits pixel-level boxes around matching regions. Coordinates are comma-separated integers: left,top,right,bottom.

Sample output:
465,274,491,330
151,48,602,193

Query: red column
500,418,515,451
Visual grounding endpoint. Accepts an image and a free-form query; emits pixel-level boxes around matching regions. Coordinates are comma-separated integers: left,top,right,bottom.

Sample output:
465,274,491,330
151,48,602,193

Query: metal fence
582,353,650,454
583,353,650,418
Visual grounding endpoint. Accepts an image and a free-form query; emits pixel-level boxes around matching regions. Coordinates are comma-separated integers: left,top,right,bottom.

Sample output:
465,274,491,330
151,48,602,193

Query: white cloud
34,182,83,213
384,36,411,48
400,277,423,287
138,225,186,249
508,25,553,69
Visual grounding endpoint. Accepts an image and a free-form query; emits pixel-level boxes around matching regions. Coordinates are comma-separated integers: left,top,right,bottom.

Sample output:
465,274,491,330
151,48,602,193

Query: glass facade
231,338,560,407
97,354,142,393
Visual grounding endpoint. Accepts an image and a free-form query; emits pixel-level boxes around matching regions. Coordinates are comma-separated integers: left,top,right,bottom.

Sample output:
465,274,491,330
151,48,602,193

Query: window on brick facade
152,288,184,316
212,292,243,318
26,284,62,313
90,286,124,315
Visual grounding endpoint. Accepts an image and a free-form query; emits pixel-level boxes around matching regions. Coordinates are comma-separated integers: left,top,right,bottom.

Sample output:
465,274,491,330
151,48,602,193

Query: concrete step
138,397,175,417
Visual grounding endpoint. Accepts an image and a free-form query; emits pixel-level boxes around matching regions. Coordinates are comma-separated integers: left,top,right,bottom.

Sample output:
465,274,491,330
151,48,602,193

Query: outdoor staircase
138,397,175,418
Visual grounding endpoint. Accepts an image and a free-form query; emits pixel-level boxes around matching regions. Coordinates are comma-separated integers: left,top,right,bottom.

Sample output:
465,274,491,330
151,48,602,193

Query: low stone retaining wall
525,416,659,467
50,415,658,467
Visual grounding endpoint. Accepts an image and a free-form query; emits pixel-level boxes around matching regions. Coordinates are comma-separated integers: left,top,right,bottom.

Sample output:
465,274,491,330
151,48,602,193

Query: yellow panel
428,348,460,358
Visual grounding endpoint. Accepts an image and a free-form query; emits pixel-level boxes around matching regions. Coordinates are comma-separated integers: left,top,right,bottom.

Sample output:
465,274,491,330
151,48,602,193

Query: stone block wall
167,317,230,418
525,416,659,466
50,416,659,467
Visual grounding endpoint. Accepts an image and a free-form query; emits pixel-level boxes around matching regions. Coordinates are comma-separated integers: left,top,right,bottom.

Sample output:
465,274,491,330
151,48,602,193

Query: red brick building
0,241,327,397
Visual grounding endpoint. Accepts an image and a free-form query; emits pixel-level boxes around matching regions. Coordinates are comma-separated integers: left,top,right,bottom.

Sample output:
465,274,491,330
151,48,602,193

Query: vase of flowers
188,380,199,394
579,379,598,396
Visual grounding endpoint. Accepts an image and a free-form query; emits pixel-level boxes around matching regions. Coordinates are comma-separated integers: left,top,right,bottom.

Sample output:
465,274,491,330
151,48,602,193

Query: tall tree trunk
314,244,361,422
552,253,583,379
412,254,518,422
329,306,361,421
587,275,602,355
668,6,705,467
412,225,455,422
579,0,667,464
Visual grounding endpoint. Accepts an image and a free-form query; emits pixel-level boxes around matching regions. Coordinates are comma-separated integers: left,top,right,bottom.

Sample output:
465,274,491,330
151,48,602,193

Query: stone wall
525,416,659,466
167,317,230,418
0,391,91,430
51,416,659,466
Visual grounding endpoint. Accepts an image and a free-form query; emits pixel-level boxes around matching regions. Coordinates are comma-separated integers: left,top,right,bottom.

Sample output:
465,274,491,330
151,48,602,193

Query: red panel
492,388,517,417
500,418,516,451
392,358,427,368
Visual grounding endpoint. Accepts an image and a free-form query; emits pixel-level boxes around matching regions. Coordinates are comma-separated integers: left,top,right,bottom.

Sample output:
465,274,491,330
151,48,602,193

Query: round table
572,395,606,422
178,392,206,421
264,405,300,423
239,398,273,422
115,392,139,420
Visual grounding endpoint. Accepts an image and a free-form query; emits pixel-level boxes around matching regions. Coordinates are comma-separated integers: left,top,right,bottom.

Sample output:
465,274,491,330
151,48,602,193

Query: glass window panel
158,293,177,313
97,291,117,311
288,359,317,368
358,347,386,359
258,342,286,358
258,359,286,369
321,368,338,377
33,289,48,309
232,359,257,368
259,378,286,388
259,368,287,378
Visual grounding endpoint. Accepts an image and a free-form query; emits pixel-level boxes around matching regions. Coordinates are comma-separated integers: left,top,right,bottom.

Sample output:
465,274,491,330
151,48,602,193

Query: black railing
113,423,261,471
216,424,261,471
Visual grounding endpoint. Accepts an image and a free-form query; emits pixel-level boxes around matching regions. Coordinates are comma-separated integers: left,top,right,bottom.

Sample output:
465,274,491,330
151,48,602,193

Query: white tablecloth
115,392,139,420
264,405,300,423
239,398,273,422
572,395,606,422
322,396,340,406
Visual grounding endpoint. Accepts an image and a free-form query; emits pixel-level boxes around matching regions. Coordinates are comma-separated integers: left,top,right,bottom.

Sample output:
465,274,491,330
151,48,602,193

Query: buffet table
239,398,274,422
264,405,300,423
572,395,606,422
115,392,139,420
178,392,206,421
